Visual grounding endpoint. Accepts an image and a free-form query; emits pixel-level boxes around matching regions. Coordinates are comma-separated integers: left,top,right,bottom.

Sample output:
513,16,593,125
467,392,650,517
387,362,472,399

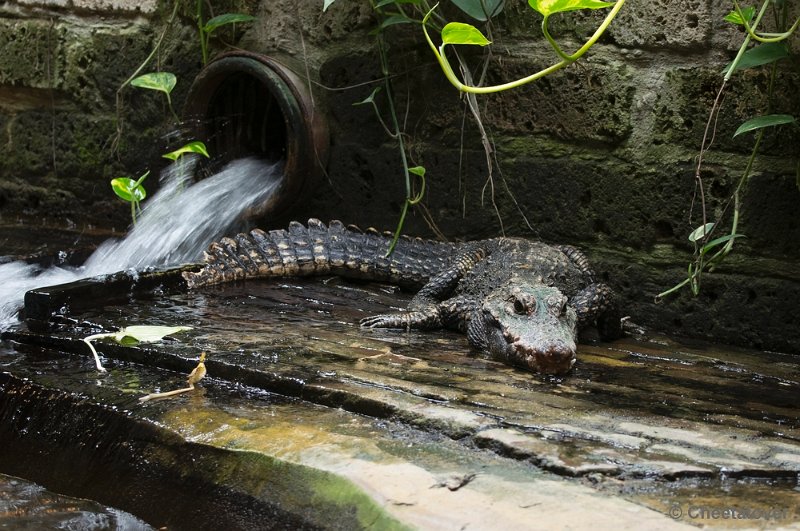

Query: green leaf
111,325,192,345
353,87,381,106
441,22,492,46
323,0,337,11
733,114,796,137
130,72,177,95
163,141,210,161
724,42,789,74
700,233,744,255
111,177,146,203
378,14,412,29
202,13,256,34
528,0,614,17
688,222,714,242
451,0,505,21
133,170,150,188
408,166,426,177
723,5,755,25
375,0,423,7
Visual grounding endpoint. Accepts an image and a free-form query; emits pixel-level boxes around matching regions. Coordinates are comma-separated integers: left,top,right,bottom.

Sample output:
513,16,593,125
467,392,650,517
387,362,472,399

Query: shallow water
77,277,800,437
2,274,799,528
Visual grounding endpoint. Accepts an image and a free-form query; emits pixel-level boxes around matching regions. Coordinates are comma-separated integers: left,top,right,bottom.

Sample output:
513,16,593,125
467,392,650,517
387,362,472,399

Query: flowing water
0,157,282,331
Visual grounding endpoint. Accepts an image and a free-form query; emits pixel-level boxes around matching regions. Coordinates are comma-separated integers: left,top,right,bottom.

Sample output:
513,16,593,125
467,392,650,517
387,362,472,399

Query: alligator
183,219,622,375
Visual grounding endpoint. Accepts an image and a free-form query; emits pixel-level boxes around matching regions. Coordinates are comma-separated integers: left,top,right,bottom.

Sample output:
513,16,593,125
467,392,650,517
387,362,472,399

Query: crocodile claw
360,313,408,329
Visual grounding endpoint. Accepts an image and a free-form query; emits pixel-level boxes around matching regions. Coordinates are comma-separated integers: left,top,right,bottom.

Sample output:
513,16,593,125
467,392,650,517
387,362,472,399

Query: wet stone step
0,346,696,530
1,273,799,528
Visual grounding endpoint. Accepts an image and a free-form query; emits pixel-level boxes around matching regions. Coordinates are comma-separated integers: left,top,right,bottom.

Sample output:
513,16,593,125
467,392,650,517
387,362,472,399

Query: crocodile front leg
571,283,622,340
359,306,443,330
360,247,487,331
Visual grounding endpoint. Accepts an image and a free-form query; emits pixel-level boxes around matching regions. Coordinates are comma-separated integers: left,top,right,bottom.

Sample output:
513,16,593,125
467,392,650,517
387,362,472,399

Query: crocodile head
471,282,578,375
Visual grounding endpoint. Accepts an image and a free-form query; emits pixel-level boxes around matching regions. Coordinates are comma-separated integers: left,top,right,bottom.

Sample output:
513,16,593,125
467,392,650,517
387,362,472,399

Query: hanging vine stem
734,0,800,43
332,0,623,251
374,33,427,256
422,1,626,94
657,0,791,300
111,0,180,156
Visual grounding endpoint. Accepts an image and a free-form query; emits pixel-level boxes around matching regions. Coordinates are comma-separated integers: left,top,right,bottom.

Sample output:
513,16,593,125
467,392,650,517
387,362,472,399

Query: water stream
0,157,282,330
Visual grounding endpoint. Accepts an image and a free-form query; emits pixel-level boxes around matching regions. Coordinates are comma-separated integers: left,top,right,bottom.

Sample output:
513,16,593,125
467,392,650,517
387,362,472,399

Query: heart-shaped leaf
528,0,614,17
163,141,210,161
451,0,505,21
441,22,491,46
700,233,745,255
83,325,191,372
724,42,789,75
733,114,796,137
112,325,193,345
111,177,146,203
723,5,755,26
353,87,382,106
130,72,177,95
688,222,715,242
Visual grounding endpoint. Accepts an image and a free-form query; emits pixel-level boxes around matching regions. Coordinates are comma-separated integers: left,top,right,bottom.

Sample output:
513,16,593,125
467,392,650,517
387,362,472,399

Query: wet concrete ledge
6,327,800,484
1,270,799,529
0,371,405,530
0,346,704,531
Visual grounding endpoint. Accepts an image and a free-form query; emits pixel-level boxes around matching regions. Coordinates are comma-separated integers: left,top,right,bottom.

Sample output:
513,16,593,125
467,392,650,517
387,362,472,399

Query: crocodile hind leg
571,283,622,340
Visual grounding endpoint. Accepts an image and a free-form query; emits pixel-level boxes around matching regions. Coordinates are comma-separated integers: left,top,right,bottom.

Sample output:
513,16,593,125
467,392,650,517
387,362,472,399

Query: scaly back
183,219,462,289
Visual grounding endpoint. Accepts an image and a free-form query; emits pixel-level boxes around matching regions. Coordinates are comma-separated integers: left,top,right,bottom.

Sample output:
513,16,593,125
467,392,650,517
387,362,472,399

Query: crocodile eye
546,294,569,316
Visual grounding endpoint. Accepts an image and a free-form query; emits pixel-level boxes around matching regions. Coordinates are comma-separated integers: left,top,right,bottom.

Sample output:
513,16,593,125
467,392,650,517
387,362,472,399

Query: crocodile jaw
479,284,579,375
508,333,577,375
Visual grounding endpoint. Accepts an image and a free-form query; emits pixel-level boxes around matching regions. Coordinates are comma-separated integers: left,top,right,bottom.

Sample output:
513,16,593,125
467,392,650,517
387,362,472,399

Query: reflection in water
0,473,153,530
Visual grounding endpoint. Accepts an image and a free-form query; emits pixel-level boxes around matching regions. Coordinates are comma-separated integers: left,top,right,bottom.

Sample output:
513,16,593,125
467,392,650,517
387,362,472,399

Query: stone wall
0,0,798,353
0,0,199,229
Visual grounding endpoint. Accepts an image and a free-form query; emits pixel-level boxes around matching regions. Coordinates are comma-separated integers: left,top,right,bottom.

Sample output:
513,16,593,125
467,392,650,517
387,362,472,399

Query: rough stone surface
15,0,157,12
481,52,636,144
0,0,799,355
610,0,712,48
3,272,800,527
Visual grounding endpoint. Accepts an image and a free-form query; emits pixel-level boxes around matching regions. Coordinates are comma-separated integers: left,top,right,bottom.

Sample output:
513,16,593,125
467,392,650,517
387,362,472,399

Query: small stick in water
139,353,207,402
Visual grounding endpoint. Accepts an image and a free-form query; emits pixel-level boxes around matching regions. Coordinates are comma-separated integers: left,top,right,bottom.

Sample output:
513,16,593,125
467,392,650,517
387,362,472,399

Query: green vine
324,0,625,251
110,1,252,226
658,0,798,299
422,0,626,94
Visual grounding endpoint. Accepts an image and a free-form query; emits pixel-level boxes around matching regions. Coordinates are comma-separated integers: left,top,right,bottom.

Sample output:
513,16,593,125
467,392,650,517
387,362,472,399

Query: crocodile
183,219,622,375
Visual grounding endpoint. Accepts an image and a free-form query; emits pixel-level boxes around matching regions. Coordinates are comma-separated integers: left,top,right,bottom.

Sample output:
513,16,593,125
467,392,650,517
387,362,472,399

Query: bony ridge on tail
183,219,622,375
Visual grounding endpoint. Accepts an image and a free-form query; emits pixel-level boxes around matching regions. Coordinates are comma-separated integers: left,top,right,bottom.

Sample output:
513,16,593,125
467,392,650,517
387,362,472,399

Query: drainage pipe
183,52,329,219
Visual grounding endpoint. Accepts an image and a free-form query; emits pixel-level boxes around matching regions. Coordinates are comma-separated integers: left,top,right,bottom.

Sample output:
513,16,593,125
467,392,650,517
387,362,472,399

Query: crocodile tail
183,218,458,289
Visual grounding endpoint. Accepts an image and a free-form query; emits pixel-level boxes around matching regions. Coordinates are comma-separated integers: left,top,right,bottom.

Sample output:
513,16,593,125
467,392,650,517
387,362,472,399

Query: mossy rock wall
0,0,201,228
0,0,798,353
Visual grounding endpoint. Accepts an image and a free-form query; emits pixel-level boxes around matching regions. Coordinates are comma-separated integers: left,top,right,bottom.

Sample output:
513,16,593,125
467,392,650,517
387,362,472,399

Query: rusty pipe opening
183,52,328,219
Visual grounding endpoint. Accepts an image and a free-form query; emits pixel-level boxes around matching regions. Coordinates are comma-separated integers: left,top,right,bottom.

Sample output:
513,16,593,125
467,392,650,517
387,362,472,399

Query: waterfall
0,157,282,330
